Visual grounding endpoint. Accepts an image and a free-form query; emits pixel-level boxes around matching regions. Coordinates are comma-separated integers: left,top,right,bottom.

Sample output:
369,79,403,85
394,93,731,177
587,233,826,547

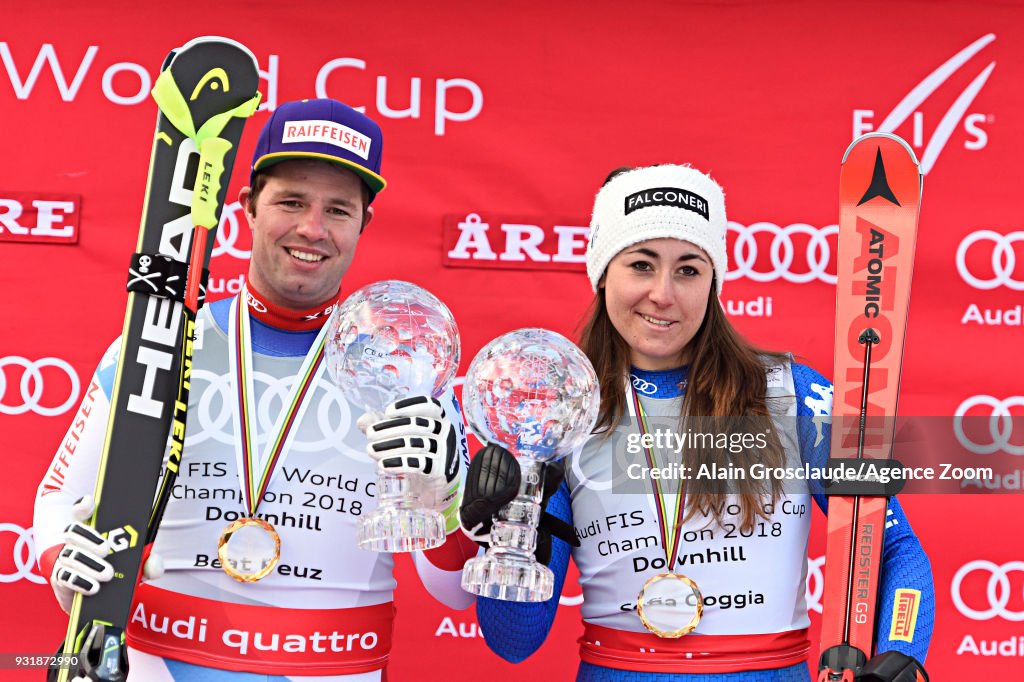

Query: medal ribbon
229,287,331,516
627,385,687,573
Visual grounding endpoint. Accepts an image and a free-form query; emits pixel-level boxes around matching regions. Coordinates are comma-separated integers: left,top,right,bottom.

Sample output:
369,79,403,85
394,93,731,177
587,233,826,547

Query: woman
462,164,933,681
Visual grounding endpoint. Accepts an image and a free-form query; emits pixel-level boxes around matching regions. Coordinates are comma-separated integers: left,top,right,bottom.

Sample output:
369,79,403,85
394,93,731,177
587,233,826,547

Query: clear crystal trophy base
460,457,553,601
461,551,554,602
358,505,446,552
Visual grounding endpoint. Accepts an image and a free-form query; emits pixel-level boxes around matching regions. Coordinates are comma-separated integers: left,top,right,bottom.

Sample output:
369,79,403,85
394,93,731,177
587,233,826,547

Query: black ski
56,37,260,682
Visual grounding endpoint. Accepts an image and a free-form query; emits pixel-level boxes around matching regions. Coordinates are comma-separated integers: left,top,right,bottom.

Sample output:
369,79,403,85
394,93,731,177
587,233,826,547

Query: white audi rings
956,230,1024,291
0,523,45,584
0,356,80,417
954,395,1024,456
726,222,838,284
951,560,1024,621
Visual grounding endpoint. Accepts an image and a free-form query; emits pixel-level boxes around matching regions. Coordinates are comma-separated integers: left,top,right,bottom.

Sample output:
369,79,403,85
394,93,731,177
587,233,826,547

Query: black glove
459,443,578,565
857,652,928,682
459,443,520,542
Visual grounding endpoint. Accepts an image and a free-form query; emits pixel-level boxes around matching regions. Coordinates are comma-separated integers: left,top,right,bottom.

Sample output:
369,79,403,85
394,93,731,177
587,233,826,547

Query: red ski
818,132,922,681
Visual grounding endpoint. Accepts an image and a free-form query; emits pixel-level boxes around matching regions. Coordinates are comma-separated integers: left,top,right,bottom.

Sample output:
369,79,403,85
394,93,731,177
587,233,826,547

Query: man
35,98,478,680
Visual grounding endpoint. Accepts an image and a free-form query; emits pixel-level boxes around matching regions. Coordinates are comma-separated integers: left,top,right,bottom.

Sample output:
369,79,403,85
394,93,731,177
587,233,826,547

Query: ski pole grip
54,622,129,682
818,644,866,682
192,137,233,229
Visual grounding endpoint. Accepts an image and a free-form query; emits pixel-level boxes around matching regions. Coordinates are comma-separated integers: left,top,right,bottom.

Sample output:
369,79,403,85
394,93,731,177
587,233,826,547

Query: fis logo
853,33,996,174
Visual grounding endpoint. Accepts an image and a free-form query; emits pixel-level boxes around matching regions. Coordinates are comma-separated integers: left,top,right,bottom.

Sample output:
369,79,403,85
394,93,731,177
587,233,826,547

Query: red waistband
127,583,394,675
579,623,809,673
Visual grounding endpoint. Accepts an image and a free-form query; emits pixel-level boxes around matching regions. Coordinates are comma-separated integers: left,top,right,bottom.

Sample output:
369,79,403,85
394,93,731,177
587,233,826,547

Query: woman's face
601,238,715,370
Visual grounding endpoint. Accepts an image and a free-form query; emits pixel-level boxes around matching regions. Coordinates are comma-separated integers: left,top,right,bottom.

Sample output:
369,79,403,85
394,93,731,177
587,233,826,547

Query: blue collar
629,366,689,399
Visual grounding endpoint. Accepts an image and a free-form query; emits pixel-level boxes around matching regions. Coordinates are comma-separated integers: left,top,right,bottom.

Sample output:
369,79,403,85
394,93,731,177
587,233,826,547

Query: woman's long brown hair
578,285,789,531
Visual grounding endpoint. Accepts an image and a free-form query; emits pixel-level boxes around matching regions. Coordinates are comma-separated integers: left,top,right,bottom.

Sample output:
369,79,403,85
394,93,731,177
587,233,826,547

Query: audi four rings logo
952,560,1024,621
244,289,268,313
805,555,825,614
0,523,45,584
630,374,657,396
188,369,356,456
725,222,838,284
956,230,1024,290
0,356,80,416
212,202,251,260
954,395,1024,455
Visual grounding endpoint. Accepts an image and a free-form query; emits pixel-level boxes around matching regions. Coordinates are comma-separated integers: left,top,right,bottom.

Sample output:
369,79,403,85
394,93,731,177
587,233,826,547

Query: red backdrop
2,2,1022,679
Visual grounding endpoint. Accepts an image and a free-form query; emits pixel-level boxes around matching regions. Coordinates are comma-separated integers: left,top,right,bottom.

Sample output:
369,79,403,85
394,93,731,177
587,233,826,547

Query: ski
818,132,922,681
56,37,260,682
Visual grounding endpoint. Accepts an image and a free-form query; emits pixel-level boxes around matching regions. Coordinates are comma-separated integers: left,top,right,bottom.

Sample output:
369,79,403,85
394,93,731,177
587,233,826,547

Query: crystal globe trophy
460,328,599,601
326,280,460,552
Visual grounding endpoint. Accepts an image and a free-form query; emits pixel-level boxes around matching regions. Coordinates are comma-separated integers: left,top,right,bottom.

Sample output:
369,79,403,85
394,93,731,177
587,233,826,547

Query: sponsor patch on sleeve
889,588,921,643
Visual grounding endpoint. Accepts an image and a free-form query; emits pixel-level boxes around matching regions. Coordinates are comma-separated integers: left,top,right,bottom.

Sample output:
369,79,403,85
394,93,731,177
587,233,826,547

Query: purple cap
250,98,386,200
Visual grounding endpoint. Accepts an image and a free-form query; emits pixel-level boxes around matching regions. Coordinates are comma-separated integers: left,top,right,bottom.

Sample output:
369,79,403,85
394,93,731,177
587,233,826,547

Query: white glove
358,396,461,531
50,495,164,613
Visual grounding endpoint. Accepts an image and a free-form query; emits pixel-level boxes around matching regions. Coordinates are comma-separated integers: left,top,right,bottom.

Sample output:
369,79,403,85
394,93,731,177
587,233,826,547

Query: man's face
240,159,373,310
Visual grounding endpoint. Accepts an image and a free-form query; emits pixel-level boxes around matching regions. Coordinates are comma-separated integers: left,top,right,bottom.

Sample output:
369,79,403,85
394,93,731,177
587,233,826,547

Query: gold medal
217,517,281,582
628,383,701,637
636,572,703,638
223,290,330,583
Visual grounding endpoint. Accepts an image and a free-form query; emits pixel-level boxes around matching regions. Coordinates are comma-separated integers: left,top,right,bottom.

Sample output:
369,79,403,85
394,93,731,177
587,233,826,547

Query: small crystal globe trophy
460,328,598,601
326,280,460,552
